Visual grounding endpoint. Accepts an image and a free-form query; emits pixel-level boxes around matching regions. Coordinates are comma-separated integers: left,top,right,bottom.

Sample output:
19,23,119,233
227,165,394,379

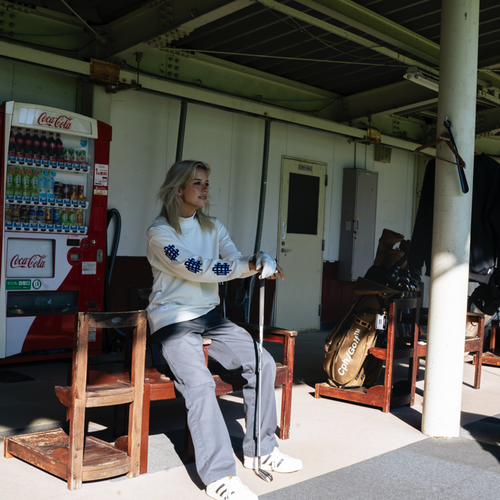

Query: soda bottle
11,205,20,226
46,171,56,201
28,205,37,227
40,131,49,166
30,169,39,200
22,167,31,200
37,206,46,229
5,204,12,227
24,129,33,165
13,166,23,199
48,132,57,167
32,130,41,165
20,206,29,228
61,207,69,227
55,133,64,167
8,130,17,163
45,207,53,226
38,170,48,201
6,166,14,198
53,208,61,227
15,128,25,164
68,208,77,228
76,209,84,228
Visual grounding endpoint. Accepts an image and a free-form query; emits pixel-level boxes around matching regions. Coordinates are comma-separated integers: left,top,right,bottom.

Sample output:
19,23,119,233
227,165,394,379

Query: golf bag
323,294,388,388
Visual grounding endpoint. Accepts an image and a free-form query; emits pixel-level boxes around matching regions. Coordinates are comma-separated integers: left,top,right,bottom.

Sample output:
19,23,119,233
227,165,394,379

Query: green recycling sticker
6,279,32,290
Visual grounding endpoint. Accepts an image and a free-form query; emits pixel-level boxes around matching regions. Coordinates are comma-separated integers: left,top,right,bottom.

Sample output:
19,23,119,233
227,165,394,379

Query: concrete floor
2,330,500,499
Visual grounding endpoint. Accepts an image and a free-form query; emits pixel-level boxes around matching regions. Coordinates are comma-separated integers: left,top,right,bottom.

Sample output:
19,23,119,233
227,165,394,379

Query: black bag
471,268,500,315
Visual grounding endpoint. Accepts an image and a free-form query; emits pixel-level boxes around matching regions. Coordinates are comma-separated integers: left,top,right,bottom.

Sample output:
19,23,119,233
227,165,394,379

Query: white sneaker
243,447,302,473
206,476,258,500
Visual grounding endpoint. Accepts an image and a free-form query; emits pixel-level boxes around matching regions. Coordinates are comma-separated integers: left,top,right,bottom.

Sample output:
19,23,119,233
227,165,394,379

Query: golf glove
255,250,276,279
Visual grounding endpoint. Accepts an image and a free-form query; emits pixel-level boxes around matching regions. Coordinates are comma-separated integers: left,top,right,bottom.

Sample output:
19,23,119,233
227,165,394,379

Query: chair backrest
71,311,148,401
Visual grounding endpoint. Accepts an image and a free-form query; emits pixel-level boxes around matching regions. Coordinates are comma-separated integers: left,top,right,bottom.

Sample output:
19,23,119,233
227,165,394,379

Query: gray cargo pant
151,306,278,485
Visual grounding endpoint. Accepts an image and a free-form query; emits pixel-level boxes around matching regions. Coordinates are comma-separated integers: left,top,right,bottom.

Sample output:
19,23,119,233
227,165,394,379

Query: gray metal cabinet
338,168,378,281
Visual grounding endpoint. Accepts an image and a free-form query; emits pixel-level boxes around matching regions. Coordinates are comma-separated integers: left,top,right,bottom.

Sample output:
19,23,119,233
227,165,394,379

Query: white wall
0,59,78,111
105,89,416,266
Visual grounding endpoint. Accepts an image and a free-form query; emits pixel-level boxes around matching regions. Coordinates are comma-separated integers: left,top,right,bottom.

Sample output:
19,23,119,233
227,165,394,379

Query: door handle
281,248,292,253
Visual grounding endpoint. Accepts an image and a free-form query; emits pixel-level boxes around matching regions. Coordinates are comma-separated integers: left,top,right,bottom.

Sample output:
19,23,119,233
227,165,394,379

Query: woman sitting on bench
146,160,302,500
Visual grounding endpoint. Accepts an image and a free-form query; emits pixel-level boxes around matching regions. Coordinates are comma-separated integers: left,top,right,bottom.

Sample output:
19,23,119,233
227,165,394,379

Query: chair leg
140,383,152,474
473,316,484,389
68,399,86,490
279,335,295,440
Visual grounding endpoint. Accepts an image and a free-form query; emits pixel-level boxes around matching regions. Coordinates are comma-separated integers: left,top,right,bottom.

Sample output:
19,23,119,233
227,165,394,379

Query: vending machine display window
6,238,55,278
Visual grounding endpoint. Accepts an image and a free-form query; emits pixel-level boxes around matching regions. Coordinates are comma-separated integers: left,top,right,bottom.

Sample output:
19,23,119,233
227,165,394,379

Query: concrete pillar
422,0,479,437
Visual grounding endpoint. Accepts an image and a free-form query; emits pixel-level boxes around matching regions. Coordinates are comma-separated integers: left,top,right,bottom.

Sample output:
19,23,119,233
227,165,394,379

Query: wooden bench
89,318,297,474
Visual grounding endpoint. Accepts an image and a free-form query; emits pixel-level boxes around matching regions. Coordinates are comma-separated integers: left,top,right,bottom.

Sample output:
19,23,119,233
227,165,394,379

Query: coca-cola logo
10,254,47,269
37,112,73,130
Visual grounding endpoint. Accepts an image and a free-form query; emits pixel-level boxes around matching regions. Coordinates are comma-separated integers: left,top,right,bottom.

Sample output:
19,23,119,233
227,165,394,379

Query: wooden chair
89,287,297,474
315,296,420,413
416,309,484,389
4,311,147,490
482,319,500,366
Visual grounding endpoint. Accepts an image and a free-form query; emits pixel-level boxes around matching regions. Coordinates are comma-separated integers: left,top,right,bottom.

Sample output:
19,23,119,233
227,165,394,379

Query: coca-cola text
37,112,73,130
10,254,47,269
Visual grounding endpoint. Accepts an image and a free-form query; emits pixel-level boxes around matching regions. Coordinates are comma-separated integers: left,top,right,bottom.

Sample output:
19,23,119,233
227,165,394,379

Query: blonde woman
146,160,302,500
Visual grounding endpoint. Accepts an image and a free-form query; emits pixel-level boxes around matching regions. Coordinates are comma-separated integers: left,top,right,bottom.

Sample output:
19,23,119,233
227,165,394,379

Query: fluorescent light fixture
403,66,439,92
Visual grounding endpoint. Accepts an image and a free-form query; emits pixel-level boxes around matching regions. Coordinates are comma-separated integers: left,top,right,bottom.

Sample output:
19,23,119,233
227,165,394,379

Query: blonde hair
157,160,215,234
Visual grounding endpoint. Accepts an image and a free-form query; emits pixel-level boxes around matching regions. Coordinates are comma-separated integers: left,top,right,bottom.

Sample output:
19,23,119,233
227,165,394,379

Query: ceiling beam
476,106,500,137
297,0,500,92
295,0,440,66
257,0,439,76
106,0,254,61
330,80,438,123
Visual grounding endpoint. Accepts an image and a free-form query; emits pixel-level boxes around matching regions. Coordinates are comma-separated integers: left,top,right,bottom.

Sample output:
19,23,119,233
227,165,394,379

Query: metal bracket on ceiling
89,58,142,94
347,127,381,145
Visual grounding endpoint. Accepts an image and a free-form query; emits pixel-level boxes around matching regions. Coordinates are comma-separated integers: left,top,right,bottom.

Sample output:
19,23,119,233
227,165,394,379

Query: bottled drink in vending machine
22,167,31,200
5,166,14,198
13,167,23,199
61,208,69,227
28,205,37,227
36,206,46,229
5,204,12,228
55,133,64,167
46,171,56,201
69,208,77,228
76,209,84,228
15,128,25,164
20,206,29,229
24,129,33,165
40,131,49,166
32,130,41,165
8,130,17,163
53,208,61,227
38,170,48,201
30,169,39,200
11,205,20,229
48,132,57,167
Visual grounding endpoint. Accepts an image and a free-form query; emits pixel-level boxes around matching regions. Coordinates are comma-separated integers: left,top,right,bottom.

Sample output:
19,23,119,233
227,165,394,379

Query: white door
275,157,326,331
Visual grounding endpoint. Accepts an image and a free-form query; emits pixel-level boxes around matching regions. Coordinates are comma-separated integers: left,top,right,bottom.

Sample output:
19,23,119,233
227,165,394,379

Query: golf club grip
457,165,469,194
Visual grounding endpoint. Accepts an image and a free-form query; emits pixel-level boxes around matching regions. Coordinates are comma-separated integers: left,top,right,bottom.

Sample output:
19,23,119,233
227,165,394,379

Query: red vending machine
0,101,112,362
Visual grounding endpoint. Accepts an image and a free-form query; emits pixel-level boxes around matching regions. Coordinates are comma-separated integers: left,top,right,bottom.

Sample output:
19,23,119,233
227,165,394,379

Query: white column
422,0,479,437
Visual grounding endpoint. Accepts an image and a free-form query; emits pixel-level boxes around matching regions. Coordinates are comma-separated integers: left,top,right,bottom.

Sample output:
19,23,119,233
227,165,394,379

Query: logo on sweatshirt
185,258,202,273
212,263,230,276
164,245,179,261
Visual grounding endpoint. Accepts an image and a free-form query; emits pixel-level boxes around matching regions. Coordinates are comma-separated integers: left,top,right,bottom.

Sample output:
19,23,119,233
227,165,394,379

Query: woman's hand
266,263,284,281
249,255,284,280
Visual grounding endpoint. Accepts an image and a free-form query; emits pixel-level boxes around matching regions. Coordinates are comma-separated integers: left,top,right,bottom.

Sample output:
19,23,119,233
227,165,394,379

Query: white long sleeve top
146,214,257,333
